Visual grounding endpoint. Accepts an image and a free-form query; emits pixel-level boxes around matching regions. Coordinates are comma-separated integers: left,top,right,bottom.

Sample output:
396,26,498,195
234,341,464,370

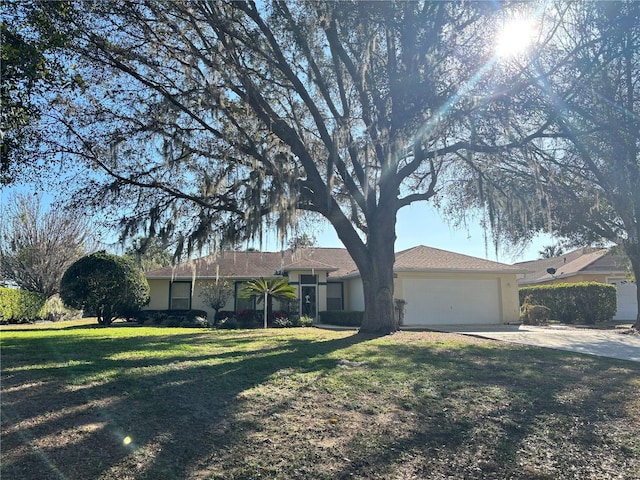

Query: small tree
60,251,149,325
199,279,233,324
0,194,94,297
240,278,297,329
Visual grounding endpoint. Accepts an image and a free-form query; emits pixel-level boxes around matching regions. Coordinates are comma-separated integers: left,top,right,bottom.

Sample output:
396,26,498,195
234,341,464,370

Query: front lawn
1,322,638,479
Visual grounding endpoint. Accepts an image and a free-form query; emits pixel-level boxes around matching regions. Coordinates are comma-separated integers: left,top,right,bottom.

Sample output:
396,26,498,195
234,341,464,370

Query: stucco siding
345,278,364,311
146,279,170,310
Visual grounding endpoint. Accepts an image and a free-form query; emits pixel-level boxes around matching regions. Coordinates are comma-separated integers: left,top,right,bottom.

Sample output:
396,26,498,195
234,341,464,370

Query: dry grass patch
1,326,639,479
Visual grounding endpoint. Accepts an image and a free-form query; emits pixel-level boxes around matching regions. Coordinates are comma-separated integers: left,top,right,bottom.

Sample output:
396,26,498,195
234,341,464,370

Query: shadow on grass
1,329,376,479
1,329,639,480
325,343,640,480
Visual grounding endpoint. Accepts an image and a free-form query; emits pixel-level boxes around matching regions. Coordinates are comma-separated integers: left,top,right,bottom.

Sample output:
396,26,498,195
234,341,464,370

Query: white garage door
403,278,501,326
612,282,638,321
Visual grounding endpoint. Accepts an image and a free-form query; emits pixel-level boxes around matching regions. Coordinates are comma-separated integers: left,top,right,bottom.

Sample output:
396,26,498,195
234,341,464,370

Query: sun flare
495,17,536,57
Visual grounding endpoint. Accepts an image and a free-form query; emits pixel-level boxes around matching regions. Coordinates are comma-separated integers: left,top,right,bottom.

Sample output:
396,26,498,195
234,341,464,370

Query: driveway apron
434,325,640,363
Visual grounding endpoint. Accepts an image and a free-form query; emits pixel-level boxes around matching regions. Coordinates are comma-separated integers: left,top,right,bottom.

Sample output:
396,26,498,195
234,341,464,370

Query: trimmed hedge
319,310,363,327
0,288,47,324
519,282,616,324
133,309,208,327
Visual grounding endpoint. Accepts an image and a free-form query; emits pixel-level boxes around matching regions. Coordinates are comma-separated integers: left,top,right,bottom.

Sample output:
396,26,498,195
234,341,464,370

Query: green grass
1,321,639,479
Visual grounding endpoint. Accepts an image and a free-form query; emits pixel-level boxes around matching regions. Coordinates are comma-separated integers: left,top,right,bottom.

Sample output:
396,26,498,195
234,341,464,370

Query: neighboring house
145,245,525,326
515,247,638,321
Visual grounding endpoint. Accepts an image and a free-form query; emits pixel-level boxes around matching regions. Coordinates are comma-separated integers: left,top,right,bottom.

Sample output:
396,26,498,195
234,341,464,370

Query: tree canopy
1,1,82,185
10,1,640,330
452,1,640,326
124,237,173,272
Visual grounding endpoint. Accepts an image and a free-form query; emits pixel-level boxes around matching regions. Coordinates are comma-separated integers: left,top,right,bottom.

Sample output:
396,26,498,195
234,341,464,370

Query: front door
301,286,316,318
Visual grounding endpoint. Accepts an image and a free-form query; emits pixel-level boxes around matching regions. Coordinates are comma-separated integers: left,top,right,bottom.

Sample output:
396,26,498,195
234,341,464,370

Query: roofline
148,267,526,280
518,269,631,285
281,266,339,272
146,274,283,280
395,267,528,274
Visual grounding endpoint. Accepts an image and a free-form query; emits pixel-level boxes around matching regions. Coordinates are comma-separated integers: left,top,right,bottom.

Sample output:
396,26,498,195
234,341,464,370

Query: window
236,295,255,312
300,274,317,284
170,282,191,310
235,282,255,312
326,282,343,310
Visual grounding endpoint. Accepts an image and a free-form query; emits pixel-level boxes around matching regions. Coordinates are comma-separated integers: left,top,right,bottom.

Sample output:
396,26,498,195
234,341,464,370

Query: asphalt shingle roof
514,247,628,284
395,245,526,273
146,245,523,280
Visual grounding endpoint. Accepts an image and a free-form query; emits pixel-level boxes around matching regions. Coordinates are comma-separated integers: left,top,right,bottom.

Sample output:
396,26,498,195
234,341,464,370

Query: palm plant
240,277,298,329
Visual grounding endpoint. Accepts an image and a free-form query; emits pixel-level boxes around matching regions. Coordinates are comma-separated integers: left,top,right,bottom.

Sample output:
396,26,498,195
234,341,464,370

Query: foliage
297,315,314,327
217,317,239,330
287,234,317,251
60,251,150,325
215,310,237,323
538,245,565,259
241,277,298,329
0,287,46,323
199,280,234,320
519,283,617,324
132,309,208,327
42,294,82,322
272,312,314,328
319,310,363,327
519,295,551,325
123,237,173,272
449,2,640,326
0,1,82,184
0,194,94,297
14,1,587,334
236,309,258,328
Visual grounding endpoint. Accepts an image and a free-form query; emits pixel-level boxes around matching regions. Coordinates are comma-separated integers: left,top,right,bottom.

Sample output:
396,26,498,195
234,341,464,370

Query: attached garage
402,277,502,325
392,247,525,327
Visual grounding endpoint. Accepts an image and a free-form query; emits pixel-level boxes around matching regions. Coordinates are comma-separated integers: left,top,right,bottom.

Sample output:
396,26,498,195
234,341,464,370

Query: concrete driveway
435,324,640,363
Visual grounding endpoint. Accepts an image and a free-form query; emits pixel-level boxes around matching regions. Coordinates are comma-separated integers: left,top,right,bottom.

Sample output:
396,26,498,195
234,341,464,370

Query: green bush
318,310,363,327
519,282,616,324
133,309,208,327
60,251,150,325
43,295,82,322
297,315,314,327
519,295,551,325
271,314,311,328
214,310,236,323
217,317,239,329
0,288,47,323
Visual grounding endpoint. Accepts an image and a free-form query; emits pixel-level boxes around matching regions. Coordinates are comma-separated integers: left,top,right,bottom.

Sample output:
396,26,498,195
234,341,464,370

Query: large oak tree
454,1,640,327
17,1,571,333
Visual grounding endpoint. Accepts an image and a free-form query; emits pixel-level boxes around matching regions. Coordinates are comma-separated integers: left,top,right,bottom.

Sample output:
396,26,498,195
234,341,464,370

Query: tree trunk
354,211,398,335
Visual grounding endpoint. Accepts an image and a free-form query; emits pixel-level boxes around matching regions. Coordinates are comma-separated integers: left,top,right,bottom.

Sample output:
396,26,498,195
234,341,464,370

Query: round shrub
60,251,150,325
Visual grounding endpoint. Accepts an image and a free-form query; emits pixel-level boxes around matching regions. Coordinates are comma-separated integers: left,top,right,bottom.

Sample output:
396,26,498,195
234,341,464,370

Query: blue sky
2,183,555,264
255,201,555,264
